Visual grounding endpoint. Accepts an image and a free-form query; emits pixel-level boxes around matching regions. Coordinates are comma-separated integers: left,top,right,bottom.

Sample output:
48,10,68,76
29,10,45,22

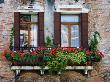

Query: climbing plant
89,31,101,52
9,27,14,50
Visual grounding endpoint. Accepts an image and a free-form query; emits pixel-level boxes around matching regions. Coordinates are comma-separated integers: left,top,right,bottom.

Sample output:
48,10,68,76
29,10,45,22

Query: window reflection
71,25,79,47
61,24,69,47
61,15,80,47
61,15,79,22
20,13,38,48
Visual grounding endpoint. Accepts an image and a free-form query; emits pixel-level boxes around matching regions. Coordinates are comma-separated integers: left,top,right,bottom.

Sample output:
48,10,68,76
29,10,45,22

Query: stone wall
0,0,110,81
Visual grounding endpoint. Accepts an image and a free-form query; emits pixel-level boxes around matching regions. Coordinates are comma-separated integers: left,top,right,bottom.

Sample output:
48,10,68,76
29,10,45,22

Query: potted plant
89,31,104,63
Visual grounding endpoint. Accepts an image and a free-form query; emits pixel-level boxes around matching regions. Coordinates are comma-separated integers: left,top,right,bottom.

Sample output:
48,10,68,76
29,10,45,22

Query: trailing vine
9,27,14,50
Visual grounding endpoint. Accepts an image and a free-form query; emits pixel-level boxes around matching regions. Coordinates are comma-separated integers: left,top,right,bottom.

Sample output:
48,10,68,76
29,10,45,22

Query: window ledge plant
2,30,104,74
2,47,104,74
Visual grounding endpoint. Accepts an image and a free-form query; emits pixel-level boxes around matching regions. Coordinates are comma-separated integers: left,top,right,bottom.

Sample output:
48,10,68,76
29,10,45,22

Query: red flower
74,49,78,53
96,51,104,58
86,50,92,55
64,48,75,53
50,48,56,55
20,52,27,57
36,51,40,55
44,52,47,55
78,47,83,51
30,51,35,55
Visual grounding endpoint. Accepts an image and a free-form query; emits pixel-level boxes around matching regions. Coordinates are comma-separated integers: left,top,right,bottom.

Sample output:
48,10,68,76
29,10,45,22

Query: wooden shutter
54,12,61,46
14,12,20,50
38,12,45,47
80,13,88,49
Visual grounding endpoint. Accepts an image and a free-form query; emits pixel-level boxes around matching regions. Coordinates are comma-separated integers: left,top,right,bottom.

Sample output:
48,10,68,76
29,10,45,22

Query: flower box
2,47,103,74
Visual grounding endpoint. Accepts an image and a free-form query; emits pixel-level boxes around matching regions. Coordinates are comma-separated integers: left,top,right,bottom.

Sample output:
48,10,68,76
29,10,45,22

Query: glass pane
20,30,28,48
61,24,69,47
20,14,31,23
31,15,38,22
61,15,79,22
71,25,80,47
30,24,38,47
0,0,4,3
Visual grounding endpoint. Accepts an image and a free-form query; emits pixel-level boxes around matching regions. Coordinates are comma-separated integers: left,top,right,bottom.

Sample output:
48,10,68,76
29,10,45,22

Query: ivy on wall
9,27,14,50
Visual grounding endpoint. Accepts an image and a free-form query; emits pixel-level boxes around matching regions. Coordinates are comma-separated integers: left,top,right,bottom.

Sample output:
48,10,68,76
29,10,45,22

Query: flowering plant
3,48,48,66
3,47,104,67
89,50,104,62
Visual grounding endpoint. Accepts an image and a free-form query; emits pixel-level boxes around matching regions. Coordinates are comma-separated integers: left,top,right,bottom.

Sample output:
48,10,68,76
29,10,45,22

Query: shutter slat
80,13,88,49
54,12,61,46
38,12,45,47
14,12,20,50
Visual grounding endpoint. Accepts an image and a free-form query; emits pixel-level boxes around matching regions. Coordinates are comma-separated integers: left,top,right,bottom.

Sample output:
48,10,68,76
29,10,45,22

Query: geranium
86,50,92,55
49,48,56,55
96,50,104,58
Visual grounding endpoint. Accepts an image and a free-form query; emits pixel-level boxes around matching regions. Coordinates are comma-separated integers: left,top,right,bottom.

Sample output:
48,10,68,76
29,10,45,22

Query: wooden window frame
20,14,38,48
54,12,88,49
14,12,44,50
61,14,81,47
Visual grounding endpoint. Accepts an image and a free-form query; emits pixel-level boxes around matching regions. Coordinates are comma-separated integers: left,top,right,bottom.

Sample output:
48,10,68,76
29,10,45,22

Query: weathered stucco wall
0,0,110,81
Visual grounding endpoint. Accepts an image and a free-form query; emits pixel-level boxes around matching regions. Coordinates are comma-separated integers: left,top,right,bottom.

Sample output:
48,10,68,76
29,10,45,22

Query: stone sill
11,66,93,70
11,66,93,75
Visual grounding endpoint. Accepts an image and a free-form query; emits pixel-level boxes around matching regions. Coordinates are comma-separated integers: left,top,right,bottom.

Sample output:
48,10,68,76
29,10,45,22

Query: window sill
11,66,93,75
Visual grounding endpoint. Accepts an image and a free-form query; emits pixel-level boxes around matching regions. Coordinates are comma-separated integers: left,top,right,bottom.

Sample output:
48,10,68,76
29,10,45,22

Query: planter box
11,66,93,76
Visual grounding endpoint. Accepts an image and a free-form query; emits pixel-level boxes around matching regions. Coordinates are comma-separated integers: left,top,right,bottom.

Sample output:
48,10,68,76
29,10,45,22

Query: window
61,15,80,47
14,12,44,50
54,12,88,49
20,14,38,48
0,0,4,4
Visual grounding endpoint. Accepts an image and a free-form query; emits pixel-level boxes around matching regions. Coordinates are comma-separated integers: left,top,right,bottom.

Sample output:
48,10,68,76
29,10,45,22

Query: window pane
31,15,38,22
61,15,79,22
20,30,28,48
71,25,80,47
20,14,31,23
20,14,38,48
30,24,38,47
61,24,69,47
0,0,4,3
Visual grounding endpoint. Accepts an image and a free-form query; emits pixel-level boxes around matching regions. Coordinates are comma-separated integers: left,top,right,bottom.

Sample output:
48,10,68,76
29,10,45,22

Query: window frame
54,12,88,49
20,13,38,48
14,12,45,50
61,14,81,47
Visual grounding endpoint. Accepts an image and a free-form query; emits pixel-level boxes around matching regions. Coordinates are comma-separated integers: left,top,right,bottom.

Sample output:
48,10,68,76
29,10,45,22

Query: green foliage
89,31,103,62
9,27,14,50
89,31,101,52
13,52,21,61
47,54,67,74
56,50,87,65
5,53,12,61
72,51,87,64
45,36,53,47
